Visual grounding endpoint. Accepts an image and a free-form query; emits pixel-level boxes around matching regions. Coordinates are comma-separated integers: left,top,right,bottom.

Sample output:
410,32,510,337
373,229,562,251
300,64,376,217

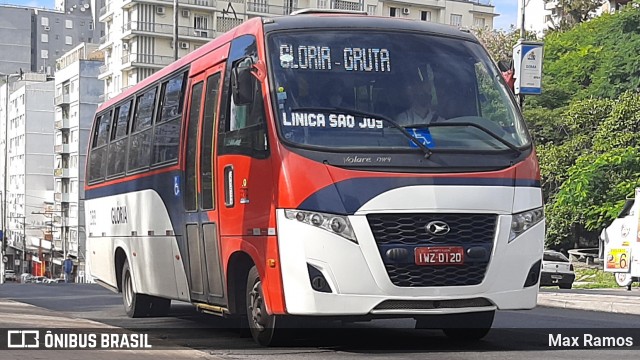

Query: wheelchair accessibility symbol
174,176,180,196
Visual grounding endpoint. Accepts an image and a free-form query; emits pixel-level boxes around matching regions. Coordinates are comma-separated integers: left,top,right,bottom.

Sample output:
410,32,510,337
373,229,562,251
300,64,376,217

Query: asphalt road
3,283,640,359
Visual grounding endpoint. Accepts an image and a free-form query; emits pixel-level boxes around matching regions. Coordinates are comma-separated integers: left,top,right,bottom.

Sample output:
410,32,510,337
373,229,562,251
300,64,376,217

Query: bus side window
88,110,112,183
107,99,132,178
128,87,157,172
153,72,187,165
219,35,269,159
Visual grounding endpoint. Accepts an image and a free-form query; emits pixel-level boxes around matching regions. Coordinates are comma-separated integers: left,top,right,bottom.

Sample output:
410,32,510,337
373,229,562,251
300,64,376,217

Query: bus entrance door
183,65,226,305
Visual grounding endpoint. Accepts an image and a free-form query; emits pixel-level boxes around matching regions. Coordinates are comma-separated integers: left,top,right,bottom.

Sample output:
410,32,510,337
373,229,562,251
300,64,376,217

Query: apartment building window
421,10,431,21
41,17,49,26
66,19,73,29
284,0,298,14
66,36,73,45
367,5,376,15
89,21,94,30
450,14,462,26
249,0,268,12
71,129,78,144
41,50,49,59
389,7,397,17
41,34,49,42
194,15,208,30
474,17,486,28
317,0,328,9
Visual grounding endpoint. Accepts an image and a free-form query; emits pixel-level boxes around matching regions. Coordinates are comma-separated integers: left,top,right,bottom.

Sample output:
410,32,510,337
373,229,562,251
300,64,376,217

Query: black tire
441,311,494,342
121,261,150,318
559,284,572,290
246,266,289,346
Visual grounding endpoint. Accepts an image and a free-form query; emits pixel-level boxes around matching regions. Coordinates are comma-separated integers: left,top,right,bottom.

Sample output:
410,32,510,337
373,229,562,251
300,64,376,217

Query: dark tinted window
92,111,112,148
107,138,128,177
152,73,186,165
152,119,181,165
128,130,153,172
112,100,132,140
133,87,157,132
89,111,112,183
201,73,221,210
159,73,186,123
89,148,107,182
185,82,204,211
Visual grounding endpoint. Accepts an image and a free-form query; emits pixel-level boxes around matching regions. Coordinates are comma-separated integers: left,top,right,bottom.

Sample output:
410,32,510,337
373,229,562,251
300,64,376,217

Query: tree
471,26,537,63
545,0,607,31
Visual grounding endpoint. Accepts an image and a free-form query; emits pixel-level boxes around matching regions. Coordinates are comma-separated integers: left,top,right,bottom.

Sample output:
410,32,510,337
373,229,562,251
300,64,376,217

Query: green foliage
537,7,640,108
522,7,640,250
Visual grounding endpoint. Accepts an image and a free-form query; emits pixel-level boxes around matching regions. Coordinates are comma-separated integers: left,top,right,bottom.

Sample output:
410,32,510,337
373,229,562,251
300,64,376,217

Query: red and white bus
86,10,544,346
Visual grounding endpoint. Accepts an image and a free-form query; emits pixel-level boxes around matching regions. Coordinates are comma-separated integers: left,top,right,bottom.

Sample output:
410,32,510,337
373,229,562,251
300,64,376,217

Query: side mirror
497,59,512,73
231,57,255,106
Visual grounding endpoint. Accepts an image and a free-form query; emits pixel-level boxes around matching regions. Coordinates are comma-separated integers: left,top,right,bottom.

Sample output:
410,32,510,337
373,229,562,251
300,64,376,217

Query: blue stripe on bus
298,177,541,215
86,173,540,217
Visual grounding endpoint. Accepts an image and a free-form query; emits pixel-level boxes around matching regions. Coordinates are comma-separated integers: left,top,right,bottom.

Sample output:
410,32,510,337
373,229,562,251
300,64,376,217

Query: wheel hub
249,281,267,331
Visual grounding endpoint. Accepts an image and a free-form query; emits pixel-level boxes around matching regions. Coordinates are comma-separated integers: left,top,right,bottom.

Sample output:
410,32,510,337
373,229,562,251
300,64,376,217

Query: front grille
373,298,493,311
367,213,496,246
385,263,489,287
367,213,496,287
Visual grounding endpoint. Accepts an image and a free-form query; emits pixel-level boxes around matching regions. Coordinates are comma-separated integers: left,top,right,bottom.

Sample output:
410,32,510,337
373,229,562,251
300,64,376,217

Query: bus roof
96,13,478,113
263,13,479,42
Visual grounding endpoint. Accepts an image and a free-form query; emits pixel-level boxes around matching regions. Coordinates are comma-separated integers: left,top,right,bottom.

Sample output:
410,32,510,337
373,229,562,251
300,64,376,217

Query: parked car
540,250,575,289
4,270,16,282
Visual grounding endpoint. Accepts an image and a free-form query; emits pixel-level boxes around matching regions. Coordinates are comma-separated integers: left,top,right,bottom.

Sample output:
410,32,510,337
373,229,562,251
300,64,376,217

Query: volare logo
7,330,40,348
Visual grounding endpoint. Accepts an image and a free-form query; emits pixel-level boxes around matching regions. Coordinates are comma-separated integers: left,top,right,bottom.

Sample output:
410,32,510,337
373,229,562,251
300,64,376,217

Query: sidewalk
0,299,222,360
538,289,640,315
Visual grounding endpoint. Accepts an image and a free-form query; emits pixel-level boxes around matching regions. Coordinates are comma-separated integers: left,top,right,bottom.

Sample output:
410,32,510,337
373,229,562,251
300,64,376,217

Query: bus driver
396,82,444,127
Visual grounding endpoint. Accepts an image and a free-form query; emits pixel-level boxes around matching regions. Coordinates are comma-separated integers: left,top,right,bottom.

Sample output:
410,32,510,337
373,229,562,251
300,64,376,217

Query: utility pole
519,0,527,109
173,0,179,61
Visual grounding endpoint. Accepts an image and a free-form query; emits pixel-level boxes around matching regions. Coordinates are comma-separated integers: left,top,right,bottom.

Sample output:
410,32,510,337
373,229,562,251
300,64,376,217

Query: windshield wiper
411,121,523,155
290,107,433,159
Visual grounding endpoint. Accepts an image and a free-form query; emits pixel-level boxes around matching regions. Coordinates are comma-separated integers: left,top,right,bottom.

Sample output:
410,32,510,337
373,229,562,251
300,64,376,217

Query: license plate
415,246,464,266
551,275,563,280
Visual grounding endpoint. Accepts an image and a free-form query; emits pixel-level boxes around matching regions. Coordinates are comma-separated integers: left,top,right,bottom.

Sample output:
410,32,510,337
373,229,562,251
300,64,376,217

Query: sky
3,0,518,30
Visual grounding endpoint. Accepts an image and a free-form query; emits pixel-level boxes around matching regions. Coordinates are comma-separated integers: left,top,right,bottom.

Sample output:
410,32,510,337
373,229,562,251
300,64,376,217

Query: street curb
538,292,640,315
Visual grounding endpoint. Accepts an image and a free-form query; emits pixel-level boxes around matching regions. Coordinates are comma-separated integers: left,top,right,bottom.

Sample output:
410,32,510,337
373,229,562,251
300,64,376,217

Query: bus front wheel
246,266,288,346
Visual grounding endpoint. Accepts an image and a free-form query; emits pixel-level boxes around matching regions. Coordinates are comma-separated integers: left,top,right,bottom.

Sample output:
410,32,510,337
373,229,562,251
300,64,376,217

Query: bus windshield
267,30,531,152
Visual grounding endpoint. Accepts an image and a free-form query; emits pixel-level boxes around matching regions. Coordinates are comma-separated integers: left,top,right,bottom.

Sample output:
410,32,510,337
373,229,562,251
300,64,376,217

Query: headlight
509,207,544,242
284,210,357,243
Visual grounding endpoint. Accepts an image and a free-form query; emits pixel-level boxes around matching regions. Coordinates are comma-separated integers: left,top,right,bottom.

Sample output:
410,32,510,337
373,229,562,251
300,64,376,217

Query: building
98,0,497,100
50,43,103,282
0,1,104,77
0,73,55,276
519,0,632,36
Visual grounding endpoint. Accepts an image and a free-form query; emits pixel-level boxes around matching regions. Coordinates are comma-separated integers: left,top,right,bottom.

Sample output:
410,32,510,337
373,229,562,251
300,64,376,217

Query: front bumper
276,208,544,316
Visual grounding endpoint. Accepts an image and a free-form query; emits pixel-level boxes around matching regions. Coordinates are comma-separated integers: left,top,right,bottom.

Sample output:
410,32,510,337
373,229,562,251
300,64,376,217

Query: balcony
55,118,70,130
246,2,300,15
54,167,69,177
99,2,114,22
54,94,70,106
122,0,217,10
54,143,71,154
121,52,174,71
99,33,113,50
54,192,71,202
